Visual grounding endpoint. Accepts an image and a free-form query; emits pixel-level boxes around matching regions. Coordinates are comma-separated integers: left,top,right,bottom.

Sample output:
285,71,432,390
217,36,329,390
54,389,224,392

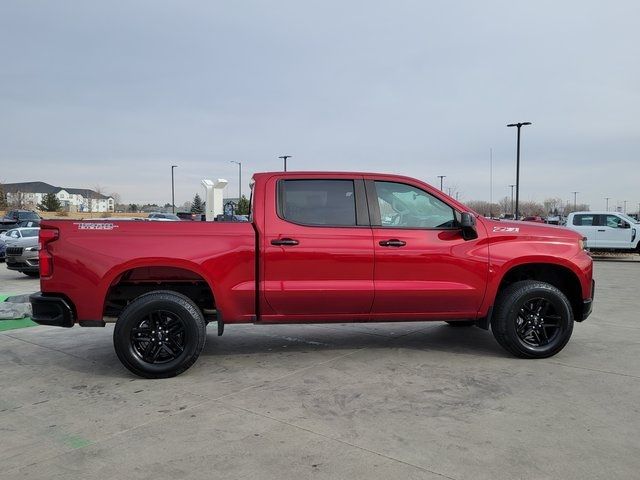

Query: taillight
39,228,59,277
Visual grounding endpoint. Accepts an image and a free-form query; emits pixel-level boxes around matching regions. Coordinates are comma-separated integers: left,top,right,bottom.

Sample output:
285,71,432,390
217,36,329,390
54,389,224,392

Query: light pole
279,155,291,172
509,184,516,217
230,161,242,201
507,121,532,219
605,197,611,211
571,191,579,211
437,175,446,191
171,165,178,214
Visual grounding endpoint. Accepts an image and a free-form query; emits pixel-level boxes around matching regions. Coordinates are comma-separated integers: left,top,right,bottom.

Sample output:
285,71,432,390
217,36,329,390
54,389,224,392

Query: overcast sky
1,1,638,210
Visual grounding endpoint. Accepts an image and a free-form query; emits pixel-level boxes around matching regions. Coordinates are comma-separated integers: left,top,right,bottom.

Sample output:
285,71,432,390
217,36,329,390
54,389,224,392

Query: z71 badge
493,226,519,233
74,222,119,231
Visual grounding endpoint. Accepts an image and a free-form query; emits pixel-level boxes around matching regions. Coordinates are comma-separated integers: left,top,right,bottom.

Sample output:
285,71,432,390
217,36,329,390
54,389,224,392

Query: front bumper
29,292,75,328
6,252,39,272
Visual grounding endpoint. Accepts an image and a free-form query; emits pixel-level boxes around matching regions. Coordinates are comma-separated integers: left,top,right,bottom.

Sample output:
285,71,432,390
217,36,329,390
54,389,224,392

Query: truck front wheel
491,281,574,358
113,291,207,378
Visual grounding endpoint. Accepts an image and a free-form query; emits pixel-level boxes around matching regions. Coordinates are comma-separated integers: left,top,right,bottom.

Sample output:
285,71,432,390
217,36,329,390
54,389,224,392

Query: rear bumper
29,292,75,328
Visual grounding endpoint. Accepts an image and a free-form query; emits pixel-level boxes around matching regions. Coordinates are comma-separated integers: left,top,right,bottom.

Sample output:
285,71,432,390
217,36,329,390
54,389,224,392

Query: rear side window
279,180,356,226
573,214,596,226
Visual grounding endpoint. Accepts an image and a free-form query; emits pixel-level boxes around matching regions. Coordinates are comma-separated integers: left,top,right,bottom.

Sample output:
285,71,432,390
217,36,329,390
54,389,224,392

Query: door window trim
276,178,370,228
364,179,460,230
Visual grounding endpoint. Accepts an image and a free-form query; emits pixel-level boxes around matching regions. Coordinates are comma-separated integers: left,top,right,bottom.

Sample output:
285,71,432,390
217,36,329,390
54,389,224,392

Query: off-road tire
491,280,574,358
113,290,206,378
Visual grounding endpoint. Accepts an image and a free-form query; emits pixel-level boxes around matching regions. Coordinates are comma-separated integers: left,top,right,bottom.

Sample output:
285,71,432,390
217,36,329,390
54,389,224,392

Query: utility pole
507,122,532,219
509,184,516,217
171,165,178,214
605,197,611,211
489,147,493,217
278,155,292,172
230,161,242,201
437,175,446,191
571,191,579,211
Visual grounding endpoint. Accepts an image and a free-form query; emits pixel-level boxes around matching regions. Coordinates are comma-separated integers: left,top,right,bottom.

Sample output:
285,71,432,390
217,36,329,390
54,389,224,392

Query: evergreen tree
191,193,204,214
38,192,62,212
0,184,7,209
236,195,250,215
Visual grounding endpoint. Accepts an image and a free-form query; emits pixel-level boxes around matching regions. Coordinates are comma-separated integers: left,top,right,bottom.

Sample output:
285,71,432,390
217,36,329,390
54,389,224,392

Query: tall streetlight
509,184,516,217
279,155,291,172
605,197,611,211
230,161,242,201
437,175,446,191
171,165,178,214
507,121,532,219
571,191,579,211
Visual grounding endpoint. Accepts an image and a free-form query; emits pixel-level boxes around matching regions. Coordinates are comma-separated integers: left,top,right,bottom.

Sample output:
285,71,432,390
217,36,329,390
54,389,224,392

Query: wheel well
104,267,215,319
497,263,584,321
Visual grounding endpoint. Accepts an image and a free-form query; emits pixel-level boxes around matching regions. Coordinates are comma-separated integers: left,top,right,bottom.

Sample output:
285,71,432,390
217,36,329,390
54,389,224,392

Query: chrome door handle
271,238,299,246
379,239,406,247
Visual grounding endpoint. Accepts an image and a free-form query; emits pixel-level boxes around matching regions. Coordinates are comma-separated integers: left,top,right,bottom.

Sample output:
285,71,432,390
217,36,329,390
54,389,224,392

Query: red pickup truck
30,172,594,378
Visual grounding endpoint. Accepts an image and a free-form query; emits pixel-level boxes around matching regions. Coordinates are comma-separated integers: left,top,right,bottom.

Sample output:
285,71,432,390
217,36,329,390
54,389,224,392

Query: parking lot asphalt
1,259,639,480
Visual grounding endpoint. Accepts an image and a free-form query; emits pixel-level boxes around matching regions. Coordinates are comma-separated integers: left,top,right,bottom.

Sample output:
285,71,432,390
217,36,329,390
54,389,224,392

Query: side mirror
460,212,478,240
620,222,630,229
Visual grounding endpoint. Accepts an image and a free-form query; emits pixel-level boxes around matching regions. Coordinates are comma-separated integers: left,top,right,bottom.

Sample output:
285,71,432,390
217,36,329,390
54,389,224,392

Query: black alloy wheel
492,280,574,358
130,310,187,364
114,291,207,378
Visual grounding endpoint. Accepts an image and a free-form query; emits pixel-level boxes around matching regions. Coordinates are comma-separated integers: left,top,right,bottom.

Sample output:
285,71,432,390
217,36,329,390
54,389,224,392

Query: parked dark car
522,216,546,223
0,210,41,233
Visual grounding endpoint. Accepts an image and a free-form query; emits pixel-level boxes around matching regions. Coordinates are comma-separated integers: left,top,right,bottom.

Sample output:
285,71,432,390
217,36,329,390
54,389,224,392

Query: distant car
148,212,181,221
0,210,41,233
4,227,40,276
566,211,640,252
522,216,546,223
176,211,200,221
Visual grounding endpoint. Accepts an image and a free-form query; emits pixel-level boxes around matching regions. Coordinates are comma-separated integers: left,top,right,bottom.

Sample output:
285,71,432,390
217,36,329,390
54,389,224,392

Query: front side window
374,181,456,228
603,214,623,228
280,179,356,226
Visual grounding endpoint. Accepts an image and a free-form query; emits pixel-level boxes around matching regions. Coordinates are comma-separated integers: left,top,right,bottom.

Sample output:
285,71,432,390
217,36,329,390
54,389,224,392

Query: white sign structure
201,179,228,221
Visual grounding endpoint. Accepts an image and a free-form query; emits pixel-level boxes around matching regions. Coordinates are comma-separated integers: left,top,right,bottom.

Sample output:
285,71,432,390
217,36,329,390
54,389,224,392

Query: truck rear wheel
113,291,206,378
491,280,574,358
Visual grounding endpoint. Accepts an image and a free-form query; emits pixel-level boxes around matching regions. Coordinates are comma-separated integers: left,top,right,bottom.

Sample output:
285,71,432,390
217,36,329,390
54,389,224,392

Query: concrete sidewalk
0,261,638,479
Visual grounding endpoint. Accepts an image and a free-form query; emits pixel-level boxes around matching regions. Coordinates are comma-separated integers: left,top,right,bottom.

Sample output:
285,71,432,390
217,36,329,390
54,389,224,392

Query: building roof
2,182,112,200
2,181,59,194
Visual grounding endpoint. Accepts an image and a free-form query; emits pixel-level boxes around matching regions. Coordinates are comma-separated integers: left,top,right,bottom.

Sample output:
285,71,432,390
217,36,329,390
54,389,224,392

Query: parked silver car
4,227,40,277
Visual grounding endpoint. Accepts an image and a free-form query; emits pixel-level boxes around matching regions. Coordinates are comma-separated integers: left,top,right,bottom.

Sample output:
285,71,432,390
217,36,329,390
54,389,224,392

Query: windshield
618,213,640,224
21,228,40,237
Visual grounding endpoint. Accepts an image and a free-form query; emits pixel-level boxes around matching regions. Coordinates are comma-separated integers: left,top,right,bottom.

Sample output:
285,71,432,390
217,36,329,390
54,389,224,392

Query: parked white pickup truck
566,211,640,251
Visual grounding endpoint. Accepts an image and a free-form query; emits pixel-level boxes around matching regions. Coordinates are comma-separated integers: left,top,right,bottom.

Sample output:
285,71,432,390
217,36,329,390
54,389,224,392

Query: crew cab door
365,178,488,319
261,175,374,318
570,213,601,248
597,214,634,248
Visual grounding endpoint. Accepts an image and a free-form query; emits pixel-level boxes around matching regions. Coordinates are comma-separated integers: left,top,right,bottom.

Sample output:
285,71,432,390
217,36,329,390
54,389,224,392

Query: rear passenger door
261,176,375,318
571,214,600,247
